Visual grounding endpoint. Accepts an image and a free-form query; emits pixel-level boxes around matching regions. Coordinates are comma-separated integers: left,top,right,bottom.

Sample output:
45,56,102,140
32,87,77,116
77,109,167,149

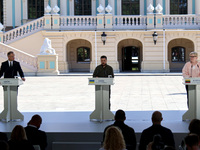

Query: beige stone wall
6,30,200,73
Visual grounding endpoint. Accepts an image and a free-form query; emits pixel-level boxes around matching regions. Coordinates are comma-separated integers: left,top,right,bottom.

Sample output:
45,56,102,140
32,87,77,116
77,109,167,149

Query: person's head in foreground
28,114,42,129
101,55,107,66
0,140,9,150
7,51,15,61
103,126,126,150
189,119,200,137
152,111,163,125
11,125,27,141
115,109,126,122
185,134,200,150
189,52,198,64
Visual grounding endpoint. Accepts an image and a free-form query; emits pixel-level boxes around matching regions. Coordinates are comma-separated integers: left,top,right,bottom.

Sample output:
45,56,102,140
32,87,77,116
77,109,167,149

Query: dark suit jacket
103,121,137,150
0,132,8,141
139,124,175,150
25,126,47,150
0,60,24,78
8,140,34,150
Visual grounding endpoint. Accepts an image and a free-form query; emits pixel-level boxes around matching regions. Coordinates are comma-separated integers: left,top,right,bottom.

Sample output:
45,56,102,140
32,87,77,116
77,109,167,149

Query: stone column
196,0,200,14
156,0,163,13
60,0,67,16
108,0,115,15
99,0,105,13
51,0,57,11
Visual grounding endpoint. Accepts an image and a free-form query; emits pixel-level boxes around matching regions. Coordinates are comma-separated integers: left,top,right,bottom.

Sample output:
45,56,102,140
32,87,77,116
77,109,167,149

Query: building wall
2,0,196,28
6,30,200,73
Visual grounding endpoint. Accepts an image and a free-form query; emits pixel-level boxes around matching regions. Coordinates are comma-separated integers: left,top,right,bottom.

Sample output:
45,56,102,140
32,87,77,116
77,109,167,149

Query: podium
88,78,114,121
0,78,24,122
182,78,200,120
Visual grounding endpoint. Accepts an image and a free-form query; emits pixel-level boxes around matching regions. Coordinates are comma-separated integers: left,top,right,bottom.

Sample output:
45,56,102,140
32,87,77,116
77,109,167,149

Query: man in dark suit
139,111,175,150
0,132,8,141
0,51,25,80
25,114,47,150
103,110,137,150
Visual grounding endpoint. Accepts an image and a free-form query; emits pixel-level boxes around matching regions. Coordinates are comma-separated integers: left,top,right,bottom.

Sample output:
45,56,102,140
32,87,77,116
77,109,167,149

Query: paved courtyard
0,75,187,112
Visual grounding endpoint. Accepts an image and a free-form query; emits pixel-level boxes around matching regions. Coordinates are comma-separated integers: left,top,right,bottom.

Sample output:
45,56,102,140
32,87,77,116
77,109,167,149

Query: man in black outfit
139,111,175,150
25,114,47,150
0,132,8,141
93,55,114,109
103,110,137,150
0,51,25,80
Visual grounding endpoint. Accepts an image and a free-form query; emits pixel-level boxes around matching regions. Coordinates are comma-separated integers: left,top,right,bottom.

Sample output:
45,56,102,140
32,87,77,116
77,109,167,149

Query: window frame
121,0,140,15
77,47,91,63
0,0,3,24
171,46,186,62
74,0,92,16
28,0,44,19
170,0,187,14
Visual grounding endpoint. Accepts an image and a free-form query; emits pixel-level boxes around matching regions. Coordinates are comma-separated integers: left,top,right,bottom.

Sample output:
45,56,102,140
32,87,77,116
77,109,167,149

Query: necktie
10,61,12,67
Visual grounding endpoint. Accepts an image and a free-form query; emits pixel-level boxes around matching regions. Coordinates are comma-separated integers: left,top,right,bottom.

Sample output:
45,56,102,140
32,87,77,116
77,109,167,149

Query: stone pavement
0,75,187,112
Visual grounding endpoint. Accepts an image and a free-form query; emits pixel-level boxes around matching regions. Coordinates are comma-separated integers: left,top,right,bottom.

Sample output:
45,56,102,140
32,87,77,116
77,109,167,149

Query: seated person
8,125,34,150
25,114,47,150
185,134,200,150
0,132,7,141
100,126,126,150
0,140,9,150
103,110,136,150
180,119,200,149
139,111,175,150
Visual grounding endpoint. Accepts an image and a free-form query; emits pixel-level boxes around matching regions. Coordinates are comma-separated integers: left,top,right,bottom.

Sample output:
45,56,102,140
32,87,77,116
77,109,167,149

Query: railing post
0,32,3,43
44,14,52,30
52,14,60,30
97,14,105,30
147,13,154,29
105,13,113,30
155,13,163,29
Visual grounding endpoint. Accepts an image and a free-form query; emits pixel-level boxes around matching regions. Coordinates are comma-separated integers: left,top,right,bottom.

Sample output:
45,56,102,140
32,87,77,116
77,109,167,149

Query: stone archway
66,39,92,72
168,38,194,72
117,39,143,72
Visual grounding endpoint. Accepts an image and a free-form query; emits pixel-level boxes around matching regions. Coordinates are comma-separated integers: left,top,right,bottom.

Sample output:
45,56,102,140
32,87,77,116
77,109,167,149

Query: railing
163,15,200,29
3,16,45,44
113,15,147,30
0,42,37,71
60,16,97,30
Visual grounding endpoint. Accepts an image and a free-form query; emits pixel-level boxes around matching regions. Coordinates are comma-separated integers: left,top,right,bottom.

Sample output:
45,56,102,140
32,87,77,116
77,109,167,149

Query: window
170,0,187,14
122,0,140,15
0,0,3,24
171,47,185,62
28,0,44,19
74,0,91,15
77,47,90,62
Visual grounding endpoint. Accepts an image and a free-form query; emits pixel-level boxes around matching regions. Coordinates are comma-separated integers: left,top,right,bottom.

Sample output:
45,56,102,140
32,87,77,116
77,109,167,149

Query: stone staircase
0,42,37,72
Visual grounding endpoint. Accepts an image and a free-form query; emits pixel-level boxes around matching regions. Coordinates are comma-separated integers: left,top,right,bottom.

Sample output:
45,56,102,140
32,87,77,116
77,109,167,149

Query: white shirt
8,61,13,67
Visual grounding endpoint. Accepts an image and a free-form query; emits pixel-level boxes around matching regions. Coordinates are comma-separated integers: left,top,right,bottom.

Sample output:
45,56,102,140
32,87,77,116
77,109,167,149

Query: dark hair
189,119,200,136
0,141,9,150
185,134,199,147
101,55,107,59
151,134,165,150
7,51,14,56
115,110,126,120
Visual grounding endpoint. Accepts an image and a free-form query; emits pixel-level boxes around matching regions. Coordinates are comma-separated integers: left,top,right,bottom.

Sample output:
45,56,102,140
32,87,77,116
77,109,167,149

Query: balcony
1,13,200,44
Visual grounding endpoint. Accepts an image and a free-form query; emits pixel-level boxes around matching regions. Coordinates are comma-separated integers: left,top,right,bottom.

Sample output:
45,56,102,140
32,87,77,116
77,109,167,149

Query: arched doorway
168,38,194,72
118,39,143,72
67,39,92,72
